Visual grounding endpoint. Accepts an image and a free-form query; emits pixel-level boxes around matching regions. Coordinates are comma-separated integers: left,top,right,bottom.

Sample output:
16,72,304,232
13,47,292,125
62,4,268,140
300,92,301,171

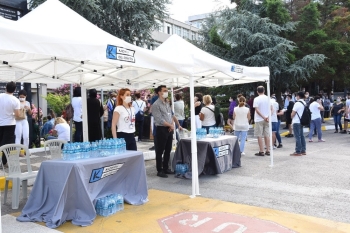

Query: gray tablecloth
17,151,148,228
173,135,241,177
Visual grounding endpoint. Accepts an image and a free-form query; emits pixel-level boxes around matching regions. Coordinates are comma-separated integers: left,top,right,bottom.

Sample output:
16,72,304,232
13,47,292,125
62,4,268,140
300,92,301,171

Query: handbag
15,108,26,120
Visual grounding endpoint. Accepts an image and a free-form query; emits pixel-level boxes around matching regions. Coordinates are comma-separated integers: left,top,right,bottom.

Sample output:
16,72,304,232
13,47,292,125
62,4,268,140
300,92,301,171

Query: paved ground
2,118,350,232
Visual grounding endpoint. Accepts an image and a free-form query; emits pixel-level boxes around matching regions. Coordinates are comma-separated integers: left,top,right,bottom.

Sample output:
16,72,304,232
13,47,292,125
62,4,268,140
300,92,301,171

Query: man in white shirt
291,92,307,156
132,92,146,141
341,93,350,134
0,82,21,166
253,86,271,156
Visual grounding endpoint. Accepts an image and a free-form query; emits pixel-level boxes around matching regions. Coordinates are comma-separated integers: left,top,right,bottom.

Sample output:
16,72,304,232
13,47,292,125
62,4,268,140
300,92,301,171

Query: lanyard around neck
122,105,132,123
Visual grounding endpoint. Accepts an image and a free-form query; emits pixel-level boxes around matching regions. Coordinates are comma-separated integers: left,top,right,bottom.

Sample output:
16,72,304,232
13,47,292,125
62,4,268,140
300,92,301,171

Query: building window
183,29,189,39
174,25,182,36
167,26,171,34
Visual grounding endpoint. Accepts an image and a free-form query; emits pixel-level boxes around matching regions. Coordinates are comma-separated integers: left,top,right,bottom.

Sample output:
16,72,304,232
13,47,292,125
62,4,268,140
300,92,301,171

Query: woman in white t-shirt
233,96,250,155
112,88,137,151
71,87,83,142
15,90,32,148
52,117,70,142
308,96,325,142
199,95,216,134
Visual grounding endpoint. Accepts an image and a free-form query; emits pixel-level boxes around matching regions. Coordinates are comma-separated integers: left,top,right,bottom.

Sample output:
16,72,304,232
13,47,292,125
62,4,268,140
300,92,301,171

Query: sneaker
273,146,277,149
290,152,302,156
309,139,313,142
241,152,245,156
318,139,326,142
149,146,155,151
341,130,347,134
255,152,264,156
277,144,283,148
157,171,168,178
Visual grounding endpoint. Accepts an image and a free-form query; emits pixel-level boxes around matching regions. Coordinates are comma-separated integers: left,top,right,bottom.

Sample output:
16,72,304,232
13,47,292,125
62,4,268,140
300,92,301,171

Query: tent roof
0,0,190,89
0,0,269,91
154,35,270,87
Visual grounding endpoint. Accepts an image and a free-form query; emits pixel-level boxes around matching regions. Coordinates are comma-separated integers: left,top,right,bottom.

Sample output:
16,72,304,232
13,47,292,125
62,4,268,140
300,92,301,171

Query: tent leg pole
81,85,89,142
189,76,200,198
267,81,274,167
101,89,104,139
70,84,73,142
171,86,176,144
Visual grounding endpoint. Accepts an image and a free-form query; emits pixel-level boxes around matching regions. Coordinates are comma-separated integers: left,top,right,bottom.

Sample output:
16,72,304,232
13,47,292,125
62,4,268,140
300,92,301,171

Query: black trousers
117,132,137,151
74,121,83,142
0,125,16,165
136,120,144,140
155,126,173,172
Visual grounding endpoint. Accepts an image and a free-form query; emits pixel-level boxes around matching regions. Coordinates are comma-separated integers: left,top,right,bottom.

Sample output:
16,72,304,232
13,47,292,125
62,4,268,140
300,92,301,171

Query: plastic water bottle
121,139,126,153
117,194,124,211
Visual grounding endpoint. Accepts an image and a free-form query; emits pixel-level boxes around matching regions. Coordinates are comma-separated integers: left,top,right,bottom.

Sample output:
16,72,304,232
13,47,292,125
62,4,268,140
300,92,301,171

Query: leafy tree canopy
29,0,170,46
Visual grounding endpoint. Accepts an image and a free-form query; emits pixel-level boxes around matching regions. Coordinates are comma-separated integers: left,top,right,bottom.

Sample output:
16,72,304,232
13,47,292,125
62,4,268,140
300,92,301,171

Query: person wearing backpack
199,95,216,134
132,92,146,142
290,91,308,156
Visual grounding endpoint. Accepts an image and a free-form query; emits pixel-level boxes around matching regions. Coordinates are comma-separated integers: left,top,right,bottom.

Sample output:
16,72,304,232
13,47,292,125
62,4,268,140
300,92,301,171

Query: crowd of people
2,80,350,175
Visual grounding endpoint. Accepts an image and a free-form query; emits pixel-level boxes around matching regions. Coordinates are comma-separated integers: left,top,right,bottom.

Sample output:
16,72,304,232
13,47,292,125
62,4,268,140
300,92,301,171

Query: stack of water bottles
196,128,207,140
62,138,127,160
209,127,225,138
95,193,124,216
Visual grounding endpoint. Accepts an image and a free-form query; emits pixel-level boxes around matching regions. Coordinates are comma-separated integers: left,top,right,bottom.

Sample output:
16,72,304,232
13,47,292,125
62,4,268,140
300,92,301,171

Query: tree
29,0,170,46
261,0,291,25
194,6,325,101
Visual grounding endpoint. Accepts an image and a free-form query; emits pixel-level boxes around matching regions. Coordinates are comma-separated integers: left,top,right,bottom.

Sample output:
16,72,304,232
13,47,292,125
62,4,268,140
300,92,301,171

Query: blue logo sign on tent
106,45,135,63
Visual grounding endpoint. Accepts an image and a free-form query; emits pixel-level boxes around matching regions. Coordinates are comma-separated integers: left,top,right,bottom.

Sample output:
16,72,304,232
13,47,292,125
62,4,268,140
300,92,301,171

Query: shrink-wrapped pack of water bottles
62,139,126,160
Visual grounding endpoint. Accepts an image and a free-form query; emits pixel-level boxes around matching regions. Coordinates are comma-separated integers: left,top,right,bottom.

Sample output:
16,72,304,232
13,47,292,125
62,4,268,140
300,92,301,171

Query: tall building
151,18,200,49
186,13,210,30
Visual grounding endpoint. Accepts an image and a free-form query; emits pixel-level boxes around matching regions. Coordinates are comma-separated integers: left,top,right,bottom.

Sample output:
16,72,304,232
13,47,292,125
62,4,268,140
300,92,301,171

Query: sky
167,0,233,22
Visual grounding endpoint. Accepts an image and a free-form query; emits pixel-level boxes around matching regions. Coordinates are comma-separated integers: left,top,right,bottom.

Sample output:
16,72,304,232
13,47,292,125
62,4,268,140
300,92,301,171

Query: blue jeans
308,118,322,140
333,114,342,131
235,131,248,153
293,123,306,153
276,120,282,144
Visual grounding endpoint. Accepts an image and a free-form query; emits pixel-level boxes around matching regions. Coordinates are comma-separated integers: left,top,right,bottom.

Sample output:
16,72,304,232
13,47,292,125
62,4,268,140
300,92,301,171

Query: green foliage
261,0,291,25
44,93,70,116
29,0,170,46
209,27,231,50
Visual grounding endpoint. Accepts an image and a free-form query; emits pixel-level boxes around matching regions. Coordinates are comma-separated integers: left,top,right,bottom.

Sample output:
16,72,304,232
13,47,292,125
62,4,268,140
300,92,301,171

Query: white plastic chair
0,144,38,209
44,139,66,160
177,129,190,140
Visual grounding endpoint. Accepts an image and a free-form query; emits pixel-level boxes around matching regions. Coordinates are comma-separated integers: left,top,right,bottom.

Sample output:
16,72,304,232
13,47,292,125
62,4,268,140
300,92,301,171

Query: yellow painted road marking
14,189,350,233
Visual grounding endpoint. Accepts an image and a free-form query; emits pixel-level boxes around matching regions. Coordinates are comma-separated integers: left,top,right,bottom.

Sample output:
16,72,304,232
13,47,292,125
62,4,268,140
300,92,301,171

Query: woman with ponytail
233,96,250,155
112,88,137,151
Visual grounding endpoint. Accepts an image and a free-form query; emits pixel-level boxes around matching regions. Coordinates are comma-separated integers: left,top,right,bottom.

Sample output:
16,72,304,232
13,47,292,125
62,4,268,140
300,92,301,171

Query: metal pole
171,86,176,143
267,81,274,167
189,76,200,197
36,83,40,126
70,84,73,142
101,89,104,139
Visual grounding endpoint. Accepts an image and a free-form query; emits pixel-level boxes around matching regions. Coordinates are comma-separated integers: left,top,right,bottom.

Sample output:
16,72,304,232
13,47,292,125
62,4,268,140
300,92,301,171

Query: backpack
134,101,144,121
205,105,224,127
296,101,311,126
65,103,74,120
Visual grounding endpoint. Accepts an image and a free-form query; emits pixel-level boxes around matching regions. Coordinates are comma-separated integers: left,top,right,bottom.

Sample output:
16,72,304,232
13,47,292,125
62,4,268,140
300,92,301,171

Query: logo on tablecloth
213,144,230,158
89,163,124,183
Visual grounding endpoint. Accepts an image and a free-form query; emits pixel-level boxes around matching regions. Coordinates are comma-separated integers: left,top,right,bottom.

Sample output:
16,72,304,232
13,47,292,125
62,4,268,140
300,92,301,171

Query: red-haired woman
112,88,137,151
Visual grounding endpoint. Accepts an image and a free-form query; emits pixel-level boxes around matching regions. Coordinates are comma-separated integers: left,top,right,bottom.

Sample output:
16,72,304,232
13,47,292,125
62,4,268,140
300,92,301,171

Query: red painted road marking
158,212,295,233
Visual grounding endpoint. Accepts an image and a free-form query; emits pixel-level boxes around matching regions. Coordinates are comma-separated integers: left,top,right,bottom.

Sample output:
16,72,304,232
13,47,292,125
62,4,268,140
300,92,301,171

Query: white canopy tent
154,35,271,197
0,0,272,200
